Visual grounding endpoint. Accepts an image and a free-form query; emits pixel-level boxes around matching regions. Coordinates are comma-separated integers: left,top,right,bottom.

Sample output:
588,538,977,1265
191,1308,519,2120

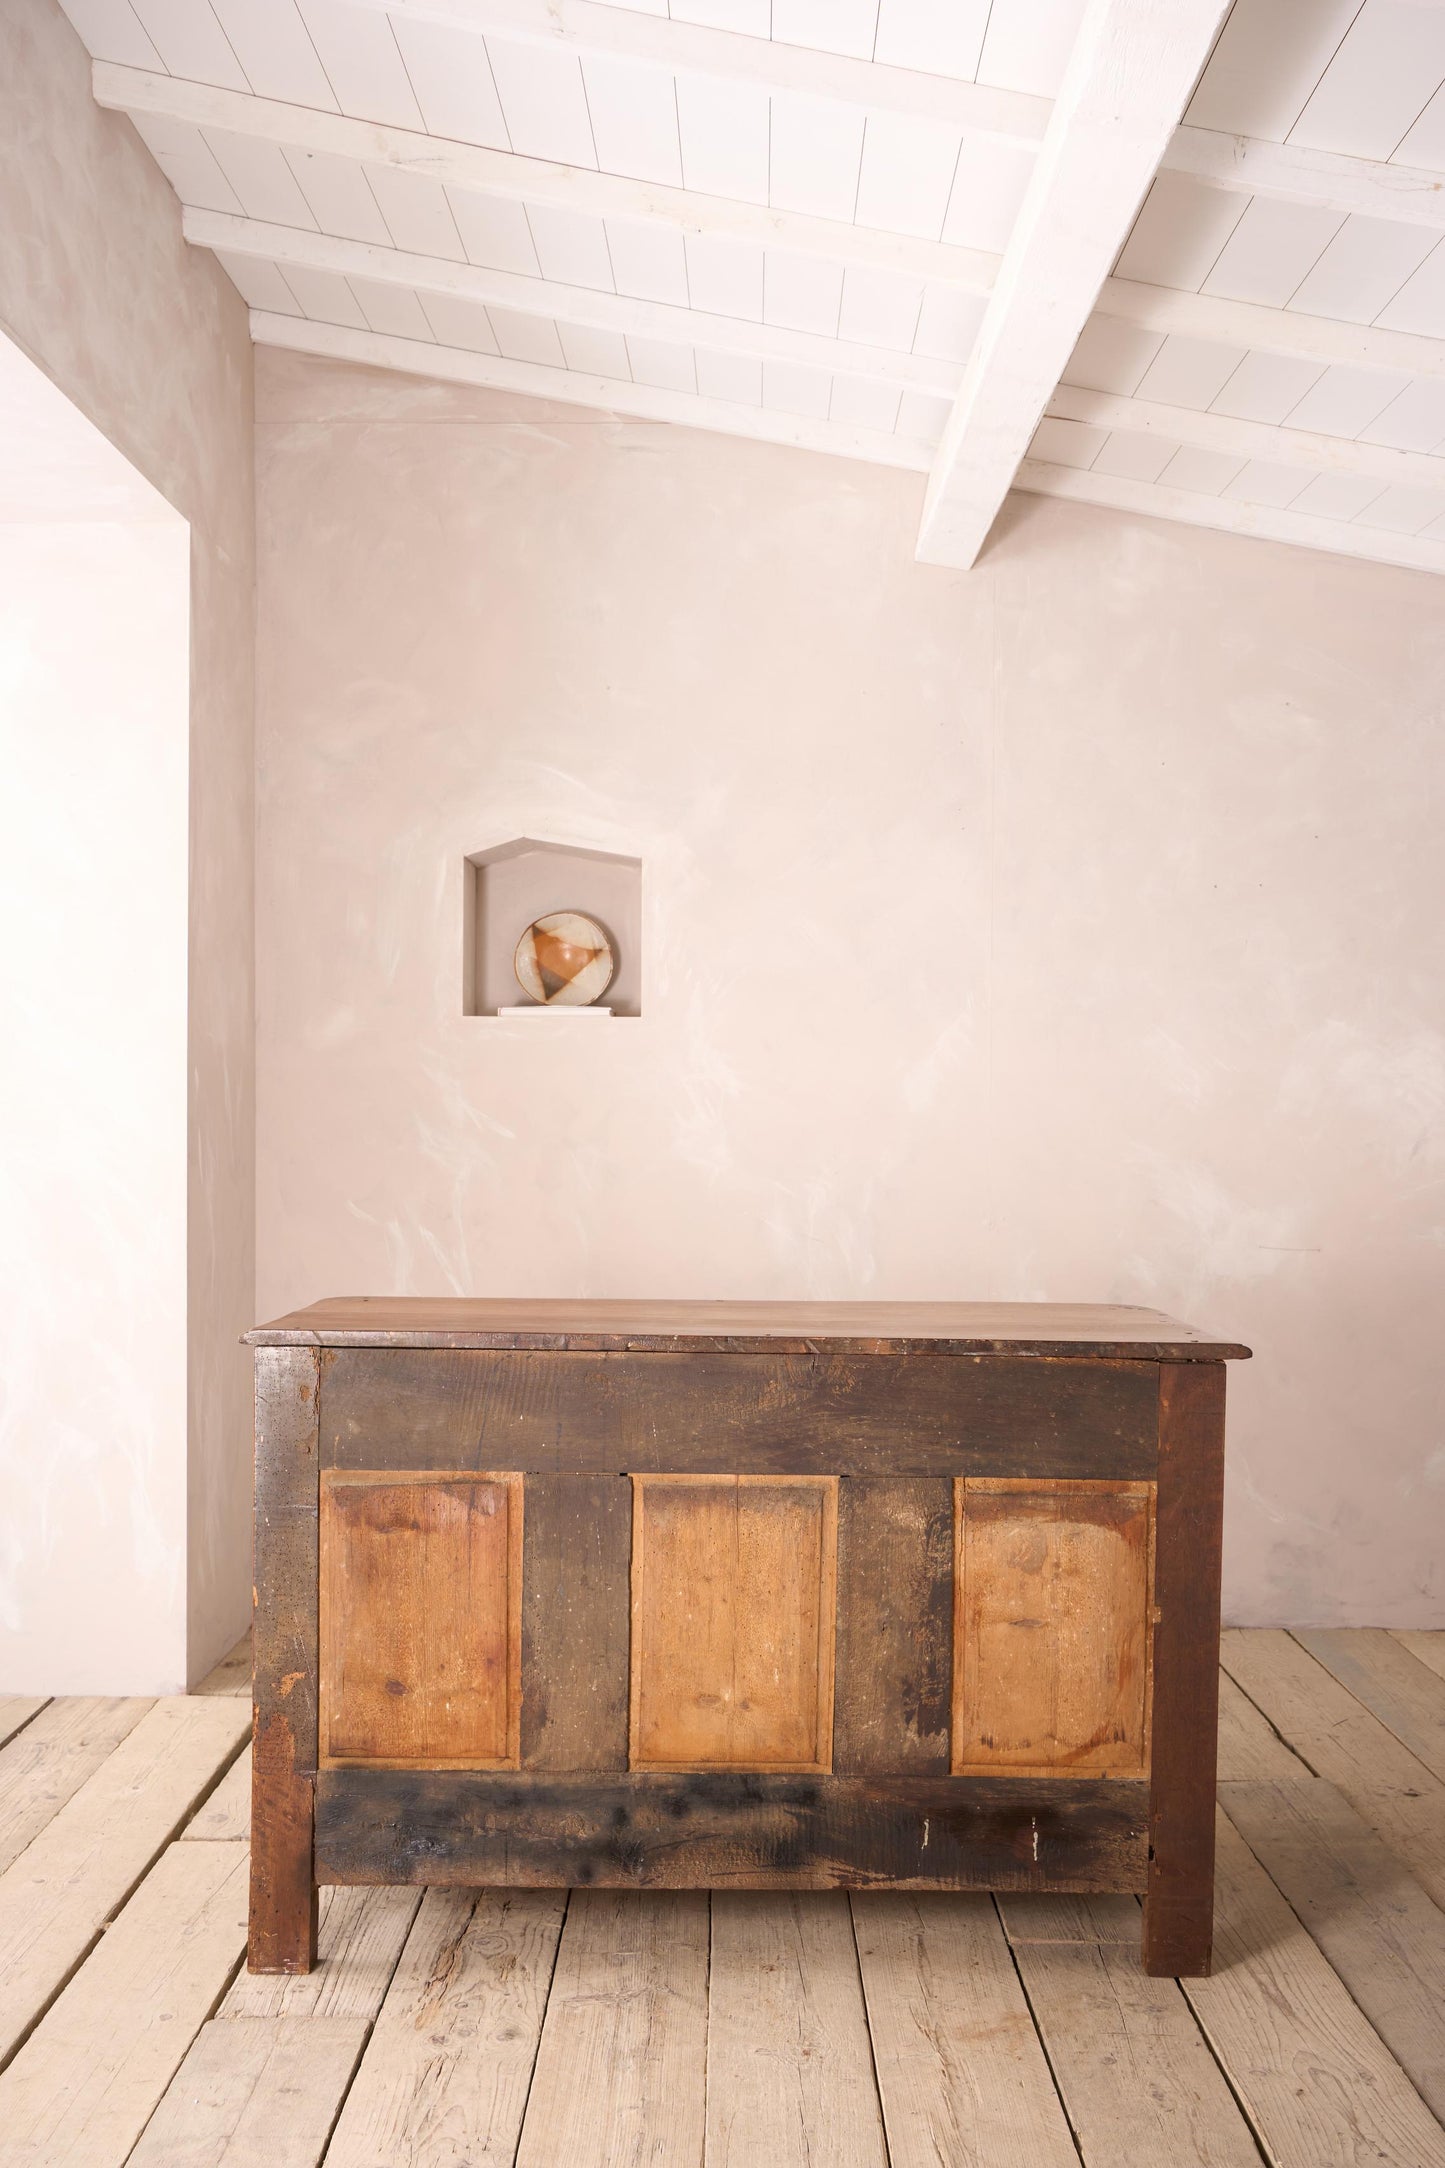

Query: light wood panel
0,1696,151,1873
1392,1630,1445,1684
319,1470,522,1770
128,2015,367,2168
0,1700,47,1750
952,1479,1154,1779
182,1741,252,1840
1292,1626,1445,1783
630,1476,838,1773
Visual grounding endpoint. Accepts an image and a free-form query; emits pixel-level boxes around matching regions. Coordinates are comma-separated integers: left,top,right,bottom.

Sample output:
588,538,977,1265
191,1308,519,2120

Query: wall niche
464,837,642,1017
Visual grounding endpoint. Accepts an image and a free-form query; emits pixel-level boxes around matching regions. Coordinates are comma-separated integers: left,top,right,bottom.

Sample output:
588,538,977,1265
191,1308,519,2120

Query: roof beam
250,310,933,472
185,209,964,398
1015,457,1445,577
336,0,1051,145
1164,126,1445,232
93,63,996,293
1048,384,1445,490
917,0,1230,568
1097,275,1445,379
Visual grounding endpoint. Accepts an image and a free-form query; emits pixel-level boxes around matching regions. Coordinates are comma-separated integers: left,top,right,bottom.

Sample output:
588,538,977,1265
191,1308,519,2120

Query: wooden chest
244,1298,1249,1978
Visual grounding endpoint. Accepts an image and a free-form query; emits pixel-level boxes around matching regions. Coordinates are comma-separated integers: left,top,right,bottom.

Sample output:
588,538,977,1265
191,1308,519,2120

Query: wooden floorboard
0,1699,48,1751
0,1639,1442,2164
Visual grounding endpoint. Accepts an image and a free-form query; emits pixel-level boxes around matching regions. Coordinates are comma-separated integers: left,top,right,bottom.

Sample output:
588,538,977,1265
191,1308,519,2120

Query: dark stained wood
315,1769,1150,1893
833,1479,952,1775
1143,1361,1227,1978
250,1296,1251,1360
250,1345,320,1974
521,1474,632,1771
320,1350,1162,1479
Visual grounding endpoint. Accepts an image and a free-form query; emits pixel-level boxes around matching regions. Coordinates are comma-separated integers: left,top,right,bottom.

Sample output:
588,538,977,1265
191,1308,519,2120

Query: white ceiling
59,0,1445,574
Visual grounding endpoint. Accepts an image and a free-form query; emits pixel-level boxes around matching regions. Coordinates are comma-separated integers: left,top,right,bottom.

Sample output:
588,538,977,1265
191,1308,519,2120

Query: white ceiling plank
1062,315,1164,393
1048,379,1445,486
283,145,391,241
485,38,597,165
1289,214,1437,323
874,0,991,83
684,235,763,320
1209,350,1324,423
1220,458,1309,507
95,65,999,291
349,0,1052,142
489,306,567,363
389,16,510,145
1014,454,1445,573
1030,415,1110,467
1199,196,1345,307
582,53,682,186
1286,363,1408,437
854,111,963,241
208,0,337,107
1290,0,1445,162
57,0,163,70
421,291,501,349
366,166,467,257
675,76,769,205
1288,471,1385,520
838,265,924,351
127,112,244,212
764,254,844,337
1157,443,1244,493
1360,377,1445,451
1115,171,1247,291
772,0,880,64
284,262,369,325
940,135,1035,253
201,130,318,226
896,388,953,441
1097,274,1445,378
912,285,985,361
1163,127,1445,232
557,321,629,376
350,275,435,337
605,221,688,304
918,0,1231,568
695,350,763,404
448,191,540,271
1354,480,1445,533
1090,429,1179,480
1134,332,1246,408
626,335,697,392
1184,0,1363,140
1396,82,1445,171
977,0,1091,100
527,206,614,289
191,210,965,392
768,92,867,224
1374,238,1445,338
829,375,902,431
296,1,424,125
251,310,938,468
127,0,249,89
763,358,835,418
214,250,301,313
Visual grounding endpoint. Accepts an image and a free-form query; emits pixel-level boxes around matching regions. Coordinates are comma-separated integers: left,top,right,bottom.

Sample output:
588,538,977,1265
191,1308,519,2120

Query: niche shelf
464,838,642,1018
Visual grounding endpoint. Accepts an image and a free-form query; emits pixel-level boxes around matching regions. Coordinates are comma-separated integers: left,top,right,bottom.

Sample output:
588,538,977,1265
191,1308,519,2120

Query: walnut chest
244,1298,1249,1977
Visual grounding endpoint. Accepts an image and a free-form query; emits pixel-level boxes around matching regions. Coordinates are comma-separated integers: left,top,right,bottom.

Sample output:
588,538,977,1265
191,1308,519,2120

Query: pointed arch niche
464,838,642,1018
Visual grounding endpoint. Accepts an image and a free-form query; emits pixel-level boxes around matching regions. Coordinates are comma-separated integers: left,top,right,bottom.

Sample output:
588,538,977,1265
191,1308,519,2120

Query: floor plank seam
1217,1659,1321,1779
987,1893,1087,2168
844,1894,895,2168
1167,1963,1275,2168
0,1702,53,1753
119,1937,258,2165
506,1883,573,2168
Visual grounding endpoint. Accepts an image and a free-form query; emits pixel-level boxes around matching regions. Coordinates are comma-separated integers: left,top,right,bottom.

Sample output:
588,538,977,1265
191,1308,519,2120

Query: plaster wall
0,0,255,1685
255,349,1445,1627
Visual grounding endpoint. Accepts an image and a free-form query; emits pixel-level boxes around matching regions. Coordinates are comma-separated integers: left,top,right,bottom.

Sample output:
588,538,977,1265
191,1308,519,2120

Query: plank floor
0,1630,1442,2166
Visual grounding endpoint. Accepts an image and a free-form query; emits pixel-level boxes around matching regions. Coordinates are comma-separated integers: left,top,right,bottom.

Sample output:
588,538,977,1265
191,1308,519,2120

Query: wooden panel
314,1769,1150,1892
520,1473,630,1771
630,1475,837,1771
952,1478,1155,1779
319,1471,522,1769
251,1343,320,1974
1144,1361,1224,1976
320,1348,1161,1478
834,1478,952,1775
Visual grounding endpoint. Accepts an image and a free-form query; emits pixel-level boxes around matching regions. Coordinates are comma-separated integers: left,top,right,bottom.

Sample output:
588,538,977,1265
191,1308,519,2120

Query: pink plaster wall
254,349,1445,1627
0,0,255,1681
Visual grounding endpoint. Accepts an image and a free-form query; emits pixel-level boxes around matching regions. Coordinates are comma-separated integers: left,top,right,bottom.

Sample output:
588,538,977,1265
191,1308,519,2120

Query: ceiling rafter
183,210,964,398
1017,457,1445,576
1047,385,1445,490
1162,127,1445,232
918,0,1232,569
92,64,998,294
250,309,934,471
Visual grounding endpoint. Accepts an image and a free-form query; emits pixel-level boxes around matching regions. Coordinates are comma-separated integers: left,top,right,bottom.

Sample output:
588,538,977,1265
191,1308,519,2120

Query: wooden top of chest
246,1298,1250,1361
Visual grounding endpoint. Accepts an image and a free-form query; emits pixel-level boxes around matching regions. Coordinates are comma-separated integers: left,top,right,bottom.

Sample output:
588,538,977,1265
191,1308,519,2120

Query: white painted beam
249,311,934,472
917,0,1230,569
1097,276,1445,380
1047,384,1445,490
185,209,963,397
1165,126,1445,233
336,0,1051,145
1014,457,1445,577
94,64,996,293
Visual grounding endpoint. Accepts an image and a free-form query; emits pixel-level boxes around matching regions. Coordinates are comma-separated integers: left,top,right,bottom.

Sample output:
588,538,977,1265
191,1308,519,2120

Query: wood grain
321,1349,1162,1478
834,1478,952,1775
222,1885,422,2022
521,1473,631,1771
0,1696,152,1874
319,1471,522,1769
1182,1810,1445,2168
630,1476,837,1772
1144,1361,1225,1977
707,1893,888,2167
1292,1626,1445,1782
0,1701,47,1751
516,1892,708,2168
183,1742,252,1841
853,1891,1079,2167
250,1344,321,1975
315,1769,1150,1891
252,1294,1251,1358
1391,1629,1445,1684
952,1479,1154,1779
1215,1669,1308,1782
323,1887,566,2168
128,2015,368,2168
